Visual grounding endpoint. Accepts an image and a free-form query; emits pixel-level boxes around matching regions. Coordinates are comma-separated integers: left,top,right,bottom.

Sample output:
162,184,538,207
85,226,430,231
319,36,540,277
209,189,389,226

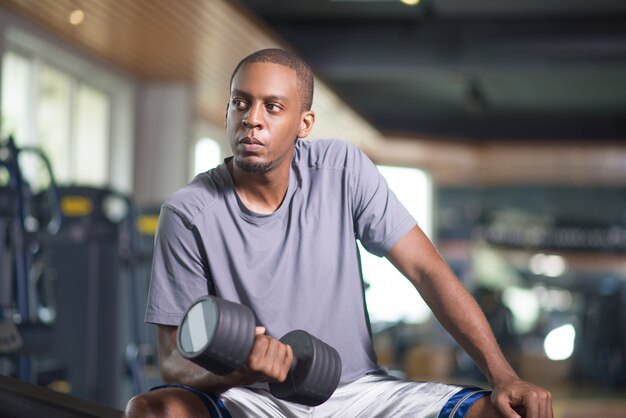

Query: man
125,48,552,417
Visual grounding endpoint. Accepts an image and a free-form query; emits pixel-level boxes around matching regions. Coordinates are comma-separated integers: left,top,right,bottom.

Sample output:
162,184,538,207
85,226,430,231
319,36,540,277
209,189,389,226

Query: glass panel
74,84,110,186
37,63,71,183
362,166,433,324
1,51,32,144
194,137,222,176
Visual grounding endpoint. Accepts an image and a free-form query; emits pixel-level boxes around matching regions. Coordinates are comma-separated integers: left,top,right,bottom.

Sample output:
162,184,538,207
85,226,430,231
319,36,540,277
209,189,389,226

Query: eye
266,103,282,112
232,98,248,110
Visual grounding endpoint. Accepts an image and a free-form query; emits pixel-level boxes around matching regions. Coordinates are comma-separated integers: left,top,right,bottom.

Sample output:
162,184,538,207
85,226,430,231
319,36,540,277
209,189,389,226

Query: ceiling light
69,9,85,26
400,0,421,5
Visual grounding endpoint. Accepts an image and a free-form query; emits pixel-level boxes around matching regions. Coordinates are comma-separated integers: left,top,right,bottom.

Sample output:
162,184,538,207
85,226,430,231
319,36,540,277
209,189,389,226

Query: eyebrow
231,89,289,102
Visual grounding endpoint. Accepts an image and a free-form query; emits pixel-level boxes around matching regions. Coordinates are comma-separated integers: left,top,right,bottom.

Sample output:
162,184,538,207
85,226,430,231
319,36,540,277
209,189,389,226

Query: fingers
523,392,539,418
247,332,293,382
521,387,552,418
539,389,553,418
492,393,521,418
282,343,294,378
492,381,553,418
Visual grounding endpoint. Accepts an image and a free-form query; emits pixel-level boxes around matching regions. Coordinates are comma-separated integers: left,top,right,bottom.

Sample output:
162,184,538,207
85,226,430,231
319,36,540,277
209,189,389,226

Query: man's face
226,62,305,174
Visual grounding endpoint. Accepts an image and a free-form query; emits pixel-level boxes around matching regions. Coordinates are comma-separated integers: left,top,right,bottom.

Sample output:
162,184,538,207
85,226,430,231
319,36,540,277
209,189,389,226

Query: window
193,137,222,176
74,84,110,184
362,166,433,324
37,62,71,180
1,51,32,145
2,51,111,186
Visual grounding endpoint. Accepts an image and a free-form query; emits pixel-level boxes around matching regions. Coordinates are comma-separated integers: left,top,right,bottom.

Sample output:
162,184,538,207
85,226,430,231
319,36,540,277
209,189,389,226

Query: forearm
160,348,253,394
388,217,552,416
157,324,257,394
387,227,520,387
417,264,518,387
157,324,292,394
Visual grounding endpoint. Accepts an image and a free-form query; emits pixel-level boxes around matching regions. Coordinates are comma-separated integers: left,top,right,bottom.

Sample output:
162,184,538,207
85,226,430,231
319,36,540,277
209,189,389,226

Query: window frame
1,24,134,192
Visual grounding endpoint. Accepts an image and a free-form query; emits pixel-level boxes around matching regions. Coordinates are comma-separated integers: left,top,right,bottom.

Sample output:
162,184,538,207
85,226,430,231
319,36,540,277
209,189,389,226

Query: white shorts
214,373,490,418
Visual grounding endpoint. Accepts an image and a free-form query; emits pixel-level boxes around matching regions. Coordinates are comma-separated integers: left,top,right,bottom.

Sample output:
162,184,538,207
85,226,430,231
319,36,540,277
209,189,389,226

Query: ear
297,110,316,138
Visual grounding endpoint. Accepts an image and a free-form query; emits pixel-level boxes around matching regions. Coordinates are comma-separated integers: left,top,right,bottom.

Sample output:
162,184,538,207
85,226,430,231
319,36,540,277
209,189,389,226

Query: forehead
231,62,300,101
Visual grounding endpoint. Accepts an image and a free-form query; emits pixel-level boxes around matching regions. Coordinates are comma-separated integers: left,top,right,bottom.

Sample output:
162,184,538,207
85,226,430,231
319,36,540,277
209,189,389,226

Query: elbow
158,356,179,384
406,268,428,290
159,364,180,384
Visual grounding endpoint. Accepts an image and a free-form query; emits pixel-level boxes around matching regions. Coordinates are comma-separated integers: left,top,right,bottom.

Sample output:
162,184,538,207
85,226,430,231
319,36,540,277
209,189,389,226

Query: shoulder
162,164,230,227
294,139,366,170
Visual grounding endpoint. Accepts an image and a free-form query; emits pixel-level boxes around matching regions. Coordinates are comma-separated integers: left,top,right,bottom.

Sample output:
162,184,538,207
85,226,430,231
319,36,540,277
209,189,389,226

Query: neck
228,160,291,215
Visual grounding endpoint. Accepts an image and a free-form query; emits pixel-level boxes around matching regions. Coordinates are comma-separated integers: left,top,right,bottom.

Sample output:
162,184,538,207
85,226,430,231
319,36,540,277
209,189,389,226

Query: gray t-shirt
146,139,416,384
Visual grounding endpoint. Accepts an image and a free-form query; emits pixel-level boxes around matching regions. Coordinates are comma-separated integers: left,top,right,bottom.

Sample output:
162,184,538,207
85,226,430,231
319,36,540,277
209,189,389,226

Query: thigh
220,386,313,418
126,387,215,418
465,395,503,418
312,374,490,418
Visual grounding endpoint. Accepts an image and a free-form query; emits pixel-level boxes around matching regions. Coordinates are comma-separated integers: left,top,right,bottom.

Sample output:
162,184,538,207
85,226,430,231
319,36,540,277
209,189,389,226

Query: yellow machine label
137,214,159,235
61,196,93,217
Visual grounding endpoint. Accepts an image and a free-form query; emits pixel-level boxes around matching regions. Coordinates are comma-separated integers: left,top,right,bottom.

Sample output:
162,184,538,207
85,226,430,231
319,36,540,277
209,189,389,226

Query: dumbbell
177,296,342,406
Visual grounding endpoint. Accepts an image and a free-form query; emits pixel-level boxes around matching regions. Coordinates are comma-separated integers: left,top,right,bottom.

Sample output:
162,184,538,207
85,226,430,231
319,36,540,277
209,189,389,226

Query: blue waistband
438,386,491,418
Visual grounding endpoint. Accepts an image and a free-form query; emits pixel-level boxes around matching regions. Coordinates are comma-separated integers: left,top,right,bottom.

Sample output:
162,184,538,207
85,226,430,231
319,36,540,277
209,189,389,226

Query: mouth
238,136,263,146
237,136,264,152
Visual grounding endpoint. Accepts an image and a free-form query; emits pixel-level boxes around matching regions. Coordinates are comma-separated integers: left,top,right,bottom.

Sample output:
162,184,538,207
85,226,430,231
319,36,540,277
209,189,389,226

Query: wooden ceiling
0,0,281,124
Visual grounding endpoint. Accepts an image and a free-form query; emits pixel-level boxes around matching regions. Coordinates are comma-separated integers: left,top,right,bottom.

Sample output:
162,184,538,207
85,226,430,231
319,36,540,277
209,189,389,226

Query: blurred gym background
0,1,625,416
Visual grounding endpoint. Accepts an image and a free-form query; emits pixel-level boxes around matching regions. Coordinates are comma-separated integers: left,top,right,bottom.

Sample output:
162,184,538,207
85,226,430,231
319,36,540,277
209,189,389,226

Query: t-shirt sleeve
144,205,211,326
350,144,417,257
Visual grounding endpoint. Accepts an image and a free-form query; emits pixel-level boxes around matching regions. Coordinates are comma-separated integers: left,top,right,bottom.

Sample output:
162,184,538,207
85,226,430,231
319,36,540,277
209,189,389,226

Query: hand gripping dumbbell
177,296,342,406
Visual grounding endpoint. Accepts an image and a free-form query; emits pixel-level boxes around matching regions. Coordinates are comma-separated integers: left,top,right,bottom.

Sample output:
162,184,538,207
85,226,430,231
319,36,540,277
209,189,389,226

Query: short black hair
230,48,314,111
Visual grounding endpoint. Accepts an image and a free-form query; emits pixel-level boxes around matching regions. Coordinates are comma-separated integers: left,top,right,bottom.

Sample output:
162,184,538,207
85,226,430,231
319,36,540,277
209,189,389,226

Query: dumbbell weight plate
177,296,256,375
269,330,342,407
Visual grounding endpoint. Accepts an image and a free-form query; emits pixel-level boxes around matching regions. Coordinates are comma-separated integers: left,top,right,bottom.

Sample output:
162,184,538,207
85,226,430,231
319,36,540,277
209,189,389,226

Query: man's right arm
157,324,294,394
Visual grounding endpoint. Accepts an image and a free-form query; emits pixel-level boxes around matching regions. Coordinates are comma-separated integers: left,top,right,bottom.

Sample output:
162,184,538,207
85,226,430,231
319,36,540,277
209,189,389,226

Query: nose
242,103,263,129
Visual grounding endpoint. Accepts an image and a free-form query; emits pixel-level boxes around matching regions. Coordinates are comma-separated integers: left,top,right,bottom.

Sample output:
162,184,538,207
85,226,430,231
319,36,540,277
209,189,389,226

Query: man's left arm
386,225,552,418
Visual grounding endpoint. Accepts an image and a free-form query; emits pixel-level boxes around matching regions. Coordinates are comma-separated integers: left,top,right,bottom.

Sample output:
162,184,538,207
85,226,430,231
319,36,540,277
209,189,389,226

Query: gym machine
126,204,162,396
44,186,141,408
1,135,161,407
0,135,62,384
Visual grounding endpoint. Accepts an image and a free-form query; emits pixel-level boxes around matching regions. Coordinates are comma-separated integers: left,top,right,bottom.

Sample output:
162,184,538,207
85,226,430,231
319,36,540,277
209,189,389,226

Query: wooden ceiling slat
5,0,135,73
156,0,203,35
13,0,191,80
168,5,237,75
129,1,197,49
2,0,174,79
189,11,275,90
197,2,276,58
93,0,193,79
64,3,168,77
